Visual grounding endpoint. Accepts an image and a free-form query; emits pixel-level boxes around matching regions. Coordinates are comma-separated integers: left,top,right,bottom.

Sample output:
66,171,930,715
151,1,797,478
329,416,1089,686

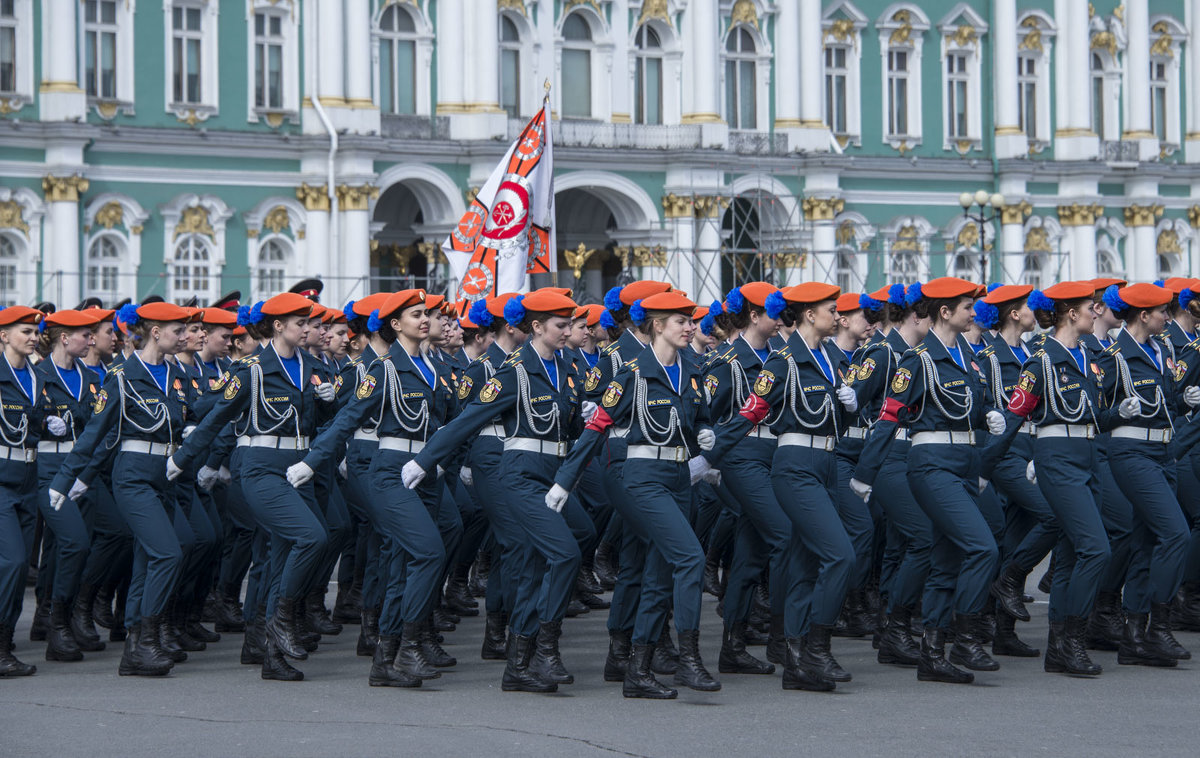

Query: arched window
835,250,857,292
255,238,289,300
379,4,417,115
85,235,123,303
0,235,18,306
561,13,592,118
634,24,663,125
949,252,980,282
1022,254,1045,288
889,251,920,284
1097,248,1122,278
499,15,521,118
724,28,756,129
170,234,213,305
1157,253,1176,279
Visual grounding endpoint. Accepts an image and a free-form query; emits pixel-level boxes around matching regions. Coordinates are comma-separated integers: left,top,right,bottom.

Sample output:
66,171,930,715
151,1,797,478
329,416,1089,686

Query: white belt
37,440,73,454
747,427,776,440
505,437,570,457
1036,424,1095,440
478,424,504,438
893,428,910,442
1111,426,1172,444
352,430,378,442
843,426,868,440
120,440,176,457
777,433,837,451
626,444,688,462
1017,421,1034,435
910,431,976,446
236,435,310,450
0,445,35,462
378,437,425,453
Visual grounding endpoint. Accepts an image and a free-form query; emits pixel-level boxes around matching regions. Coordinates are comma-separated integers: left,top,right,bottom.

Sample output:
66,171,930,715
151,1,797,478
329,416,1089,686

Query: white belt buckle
675,446,687,463
24,449,34,463
556,440,569,457
824,436,835,452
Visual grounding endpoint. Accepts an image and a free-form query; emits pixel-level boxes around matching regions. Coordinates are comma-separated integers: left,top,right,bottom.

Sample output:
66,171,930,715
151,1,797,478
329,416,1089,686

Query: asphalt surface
3,576,1198,758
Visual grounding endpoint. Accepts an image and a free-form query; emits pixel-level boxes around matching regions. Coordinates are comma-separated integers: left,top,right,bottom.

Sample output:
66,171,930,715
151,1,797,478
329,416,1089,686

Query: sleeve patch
584,366,601,392
1017,370,1037,392
93,389,107,414
753,370,776,397
858,358,875,380
601,381,623,408
224,376,241,400
479,378,502,403
891,368,912,393
356,375,376,399
457,375,474,400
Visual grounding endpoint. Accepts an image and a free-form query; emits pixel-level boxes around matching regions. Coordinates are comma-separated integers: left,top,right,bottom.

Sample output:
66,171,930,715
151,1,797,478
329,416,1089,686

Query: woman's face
183,322,205,352
1136,305,1169,335
838,310,874,341
63,327,95,358
326,323,350,357
1014,300,1036,331
395,304,430,342
941,297,976,333
2,324,38,357
748,309,780,340
205,326,232,358
275,315,310,348
567,318,588,349
153,322,187,355
306,318,327,349
655,313,691,350
807,300,839,338
425,309,445,341
533,315,573,350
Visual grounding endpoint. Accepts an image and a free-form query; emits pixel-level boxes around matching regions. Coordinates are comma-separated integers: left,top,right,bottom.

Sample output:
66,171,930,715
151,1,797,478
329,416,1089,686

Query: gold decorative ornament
1188,206,1200,229
1001,200,1033,225
465,187,480,205
263,206,291,234
565,243,596,279
661,193,692,218
96,102,119,120
264,113,285,128
1019,17,1043,53
0,98,27,116
955,139,973,154
632,245,667,267
1158,229,1182,255
336,184,379,211
1123,204,1164,227
0,201,30,234
246,229,260,239
956,224,980,250
174,206,215,240
825,18,856,46
836,220,856,246
893,225,920,252
296,183,330,211
802,197,845,222
946,24,977,48
417,241,444,265
637,0,671,28
42,175,89,203
693,196,728,219
1024,227,1052,253
1091,31,1117,58
130,224,144,235
1056,203,1104,226
1150,21,1174,59
94,201,124,230
498,0,526,16
775,252,805,269
730,0,759,30
889,10,912,46
563,0,601,16
370,239,380,253
613,245,632,268
1113,4,1124,23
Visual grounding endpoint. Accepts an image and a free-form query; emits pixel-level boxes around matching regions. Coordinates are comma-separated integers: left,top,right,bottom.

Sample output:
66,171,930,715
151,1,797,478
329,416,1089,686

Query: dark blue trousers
722,438,790,626
0,460,36,626
871,444,931,612
112,451,183,625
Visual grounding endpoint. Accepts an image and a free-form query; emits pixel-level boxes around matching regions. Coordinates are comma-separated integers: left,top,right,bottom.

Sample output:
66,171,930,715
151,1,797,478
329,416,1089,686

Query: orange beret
378,289,427,319
232,325,248,337
424,294,445,311
42,310,97,329
80,307,115,324
520,290,578,317
1090,277,1127,292
640,291,697,315
201,309,238,327
537,287,574,298
575,303,606,326
620,280,672,305
351,292,391,317
486,292,521,319
1116,283,1171,309
1041,282,1096,301
1162,277,1197,294
982,284,1033,305
738,282,781,307
921,277,978,300
867,285,893,303
783,282,841,304
260,292,315,317
0,306,44,327
836,293,862,313
137,302,193,322
181,307,205,324
691,305,710,322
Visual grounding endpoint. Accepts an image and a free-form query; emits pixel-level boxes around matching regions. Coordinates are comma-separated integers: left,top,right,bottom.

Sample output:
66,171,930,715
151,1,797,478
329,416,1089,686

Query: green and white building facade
1,0,1200,308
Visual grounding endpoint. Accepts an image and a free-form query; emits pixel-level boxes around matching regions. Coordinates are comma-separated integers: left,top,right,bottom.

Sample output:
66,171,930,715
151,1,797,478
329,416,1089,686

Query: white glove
1185,386,1200,408
401,460,426,489
1118,397,1140,419
545,483,568,513
1025,459,1037,484
337,458,347,479
166,456,183,481
697,428,716,451
978,478,990,492
217,466,232,486
286,461,314,488
315,382,336,402
986,410,1006,436
196,465,219,491
48,489,66,512
837,385,858,413
849,478,872,503
688,456,712,486
68,478,88,502
46,416,67,436
459,467,474,487
582,401,597,419
182,425,196,439
702,468,722,486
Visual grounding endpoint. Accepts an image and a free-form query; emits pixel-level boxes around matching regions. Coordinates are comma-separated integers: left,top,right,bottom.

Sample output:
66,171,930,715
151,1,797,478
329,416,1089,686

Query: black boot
117,621,172,677
672,629,719,691
469,551,491,597
592,542,617,591
1087,591,1124,651
563,595,589,617
576,589,610,610
917,628,974,684
650,617,679,675
576,561,602,596
265,597,307,660
261,636,304,681
369,635,420,688
703,543,723,597
781,637,835,692
798,624,850,682
1117,612,1177,667
71,584,104,649
529,620,573,684
213,587,246,633
833,591,871,638
240,609,265,665
305,590,343,636
294,598,321,651
1043,620,1065,673
432,606,458,631
0,623,35,677
622,643,676,699
185,601,221,644
948,614,999,671
444,563,480,616
28,596,49,642
877,605,922,666
357,607,380,657
332,583,361,625
604,629,632,682
1144,602,1191,660
992,608,1040,657
991,563,1031,622
502,633,557,693
1047,616,1102,676
482,611,508,660
420,619,457,668
765,614,786,664
156,610,189,662
1174,581,1200,631
93,580,116,629
169,602,205,652
1037,557,1054,594
45,600,84,662
108,585,127,642
395,622,440,680
719,622,775,674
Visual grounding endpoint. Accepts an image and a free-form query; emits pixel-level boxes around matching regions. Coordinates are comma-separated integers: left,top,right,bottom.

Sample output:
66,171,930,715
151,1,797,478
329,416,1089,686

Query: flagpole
544,79,558,289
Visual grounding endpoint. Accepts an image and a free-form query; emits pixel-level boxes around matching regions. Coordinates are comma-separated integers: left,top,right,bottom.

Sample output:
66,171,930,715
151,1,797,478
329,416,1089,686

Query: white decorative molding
876,3,930,153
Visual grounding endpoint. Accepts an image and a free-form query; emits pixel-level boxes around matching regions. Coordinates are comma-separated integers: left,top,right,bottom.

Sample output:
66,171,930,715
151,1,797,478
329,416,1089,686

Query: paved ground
3,580,1198,758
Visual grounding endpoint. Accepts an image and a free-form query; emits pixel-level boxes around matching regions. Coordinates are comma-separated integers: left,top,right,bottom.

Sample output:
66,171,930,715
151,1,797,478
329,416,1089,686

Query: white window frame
0,234,21,307
1141,16,1186,152
721,23,770,133
556,8,614,122
822,2,867,147
498,11,526,119
1014,13,1053,149
80,0,135,115
372,2,434,117
1091,50,1120,142
877,5,928,151
85,234,126,304
632,23,665,126
0,0,34,111
162,0,219,122
937,7,987,153
242,197,307,295
0,187,44,305
170,234,218,306
881,215,934,284
254,237,291,301
159,194,231,305
83,193,148,305
246,0,298,125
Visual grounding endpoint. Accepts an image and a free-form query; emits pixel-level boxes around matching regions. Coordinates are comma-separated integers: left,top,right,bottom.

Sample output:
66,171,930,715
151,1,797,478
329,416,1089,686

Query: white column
295,183,329,277
39,0,86,120
694,196,723,305
993,0,1026,158
1129,224,1157,281
1057,0,1098,160
1187,0,1200,160
682,0,726,146
435,0,465,112
611,0,631,123
1124,0,1159,159
317,0,345,104
42,175,87,306
338,190,372,304
342,0,379,134
791,0,829,152
773,1,800,130
1071,223,1097,281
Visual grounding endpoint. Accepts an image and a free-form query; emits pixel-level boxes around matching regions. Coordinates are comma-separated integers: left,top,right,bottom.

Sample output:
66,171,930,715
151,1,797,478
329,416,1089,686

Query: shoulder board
1031,349,1045,360
346,355,362,367
1101,343,1121,356
235,355,260,366
1031,333,1047,346
502,347,523,367
911,344,928,355
775,345,792,359
379,353,394,363
717,345,737,363
1187,336,1200,353
599,342,622,357
977,345,996,358
1158,330,1172,341
625,358,640,372
109,364,124,375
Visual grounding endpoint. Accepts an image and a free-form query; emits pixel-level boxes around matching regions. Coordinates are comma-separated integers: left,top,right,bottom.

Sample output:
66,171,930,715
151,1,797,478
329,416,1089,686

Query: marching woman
1094,283,1191,666
711,283,859,693
0,306,46,677
166,293,335,682
400,289,595,694
995,282,1111,675
553,291,719,699
851,277,1005,685
34,310,107,660
288,289,456,688
49,301,194,677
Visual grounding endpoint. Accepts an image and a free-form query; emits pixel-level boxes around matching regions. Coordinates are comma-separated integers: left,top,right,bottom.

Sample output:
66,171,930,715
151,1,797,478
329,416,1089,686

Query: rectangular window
635,56,662,125
254,12,284,109
824,46,847,134
946,53,969,138
562,48,591,118
887,50,908,136
1091,57,1105,139
1017,56,1037,140
381,38,416,115
172,5,203,104
84,0,118,99
1150,60,1168,142
500,47,519,118
737,60,755,129
0,0,16,94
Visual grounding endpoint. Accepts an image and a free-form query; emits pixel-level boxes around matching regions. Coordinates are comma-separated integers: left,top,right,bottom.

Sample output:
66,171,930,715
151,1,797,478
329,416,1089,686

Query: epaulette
345,355,362,367
1102,342,1121,356
1187,336,1200,353
775,345,792,359
502,347,524,367
235,355,260,366
599,341,622,357
911,344,928,355
109,364,124,375
1031,349,1046,360
978,345,996,358
625,358,640,373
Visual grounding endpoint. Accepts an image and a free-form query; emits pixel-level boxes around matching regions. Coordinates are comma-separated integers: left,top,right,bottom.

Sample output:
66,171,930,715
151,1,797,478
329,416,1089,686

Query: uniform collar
1043,336,1087,376
634,344,691,393
0,353,36,400
1116,327,1164,370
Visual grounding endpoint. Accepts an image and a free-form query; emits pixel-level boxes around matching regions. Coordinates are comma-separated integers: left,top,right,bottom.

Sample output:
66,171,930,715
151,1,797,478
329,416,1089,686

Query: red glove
739,394,770,425
585,407,614,433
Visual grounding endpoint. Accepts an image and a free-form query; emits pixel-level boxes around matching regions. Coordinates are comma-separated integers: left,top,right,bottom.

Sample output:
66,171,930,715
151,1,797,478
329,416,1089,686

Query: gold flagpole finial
543,79,552,94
